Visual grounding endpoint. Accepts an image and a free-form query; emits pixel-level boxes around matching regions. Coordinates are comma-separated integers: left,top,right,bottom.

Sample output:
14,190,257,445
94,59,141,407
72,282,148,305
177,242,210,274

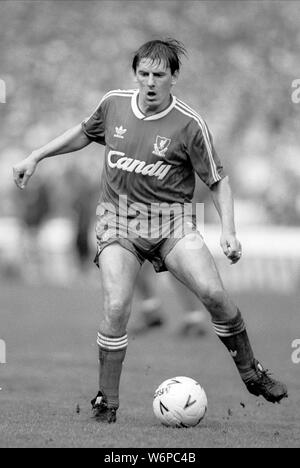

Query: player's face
134,58,178,115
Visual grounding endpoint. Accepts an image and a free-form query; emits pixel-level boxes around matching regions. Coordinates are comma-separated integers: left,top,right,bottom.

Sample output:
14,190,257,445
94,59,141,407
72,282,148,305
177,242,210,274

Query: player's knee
104,298,130,331
200,285,227,315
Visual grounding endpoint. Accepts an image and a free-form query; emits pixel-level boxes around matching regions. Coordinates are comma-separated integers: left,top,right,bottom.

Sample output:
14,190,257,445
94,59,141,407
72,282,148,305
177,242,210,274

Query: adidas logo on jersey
114,125,127,139
108,150,171,180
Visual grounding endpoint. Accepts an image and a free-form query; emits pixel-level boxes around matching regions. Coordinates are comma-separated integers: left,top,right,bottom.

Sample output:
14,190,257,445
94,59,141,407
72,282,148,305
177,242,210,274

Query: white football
153,376,207,428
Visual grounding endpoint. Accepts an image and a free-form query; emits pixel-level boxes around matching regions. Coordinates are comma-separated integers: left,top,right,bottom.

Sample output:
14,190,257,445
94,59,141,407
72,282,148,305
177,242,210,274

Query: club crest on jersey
114,125,127,139
152,135,171,158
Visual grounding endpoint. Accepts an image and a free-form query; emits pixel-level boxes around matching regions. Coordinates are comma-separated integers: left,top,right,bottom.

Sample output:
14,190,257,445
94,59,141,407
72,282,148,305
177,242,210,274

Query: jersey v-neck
131,89,177,121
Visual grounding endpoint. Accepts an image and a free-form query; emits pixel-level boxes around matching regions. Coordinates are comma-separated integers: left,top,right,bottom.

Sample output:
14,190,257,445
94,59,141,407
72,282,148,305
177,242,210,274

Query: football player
13,38,287,423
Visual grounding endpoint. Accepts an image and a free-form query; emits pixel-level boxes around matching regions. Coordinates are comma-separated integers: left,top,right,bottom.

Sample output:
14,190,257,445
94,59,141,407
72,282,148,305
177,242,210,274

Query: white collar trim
131,90,176,120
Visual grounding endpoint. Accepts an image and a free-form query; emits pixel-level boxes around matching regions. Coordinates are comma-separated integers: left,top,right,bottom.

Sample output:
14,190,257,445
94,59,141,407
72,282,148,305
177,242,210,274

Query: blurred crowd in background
0,0,299,293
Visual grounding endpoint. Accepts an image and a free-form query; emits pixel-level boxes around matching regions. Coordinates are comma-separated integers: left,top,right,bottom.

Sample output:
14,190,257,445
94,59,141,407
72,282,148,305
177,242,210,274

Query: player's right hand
12,156,38,189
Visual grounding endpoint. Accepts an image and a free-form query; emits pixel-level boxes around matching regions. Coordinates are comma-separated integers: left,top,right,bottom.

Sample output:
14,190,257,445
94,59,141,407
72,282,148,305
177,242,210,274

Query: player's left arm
187,118,241,263
210,176,242,264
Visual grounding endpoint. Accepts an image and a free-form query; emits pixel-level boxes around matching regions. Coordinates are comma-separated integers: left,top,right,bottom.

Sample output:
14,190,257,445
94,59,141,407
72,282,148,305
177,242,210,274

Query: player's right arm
13,124,91,189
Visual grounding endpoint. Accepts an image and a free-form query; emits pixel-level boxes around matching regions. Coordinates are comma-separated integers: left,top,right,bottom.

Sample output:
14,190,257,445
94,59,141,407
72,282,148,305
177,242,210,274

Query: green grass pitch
0,280,299,448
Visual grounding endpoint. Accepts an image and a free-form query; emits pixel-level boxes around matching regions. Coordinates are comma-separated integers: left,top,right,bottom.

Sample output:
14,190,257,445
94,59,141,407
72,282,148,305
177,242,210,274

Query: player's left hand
220,233,242,264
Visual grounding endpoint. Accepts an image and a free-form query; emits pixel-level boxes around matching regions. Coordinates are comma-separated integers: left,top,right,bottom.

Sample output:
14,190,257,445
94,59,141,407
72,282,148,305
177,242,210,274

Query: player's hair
132,38,187,75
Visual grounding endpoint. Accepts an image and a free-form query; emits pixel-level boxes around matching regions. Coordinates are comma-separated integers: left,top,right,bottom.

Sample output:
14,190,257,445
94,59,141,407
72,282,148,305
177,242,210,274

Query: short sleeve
188,121,226,188
81,100,106,145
